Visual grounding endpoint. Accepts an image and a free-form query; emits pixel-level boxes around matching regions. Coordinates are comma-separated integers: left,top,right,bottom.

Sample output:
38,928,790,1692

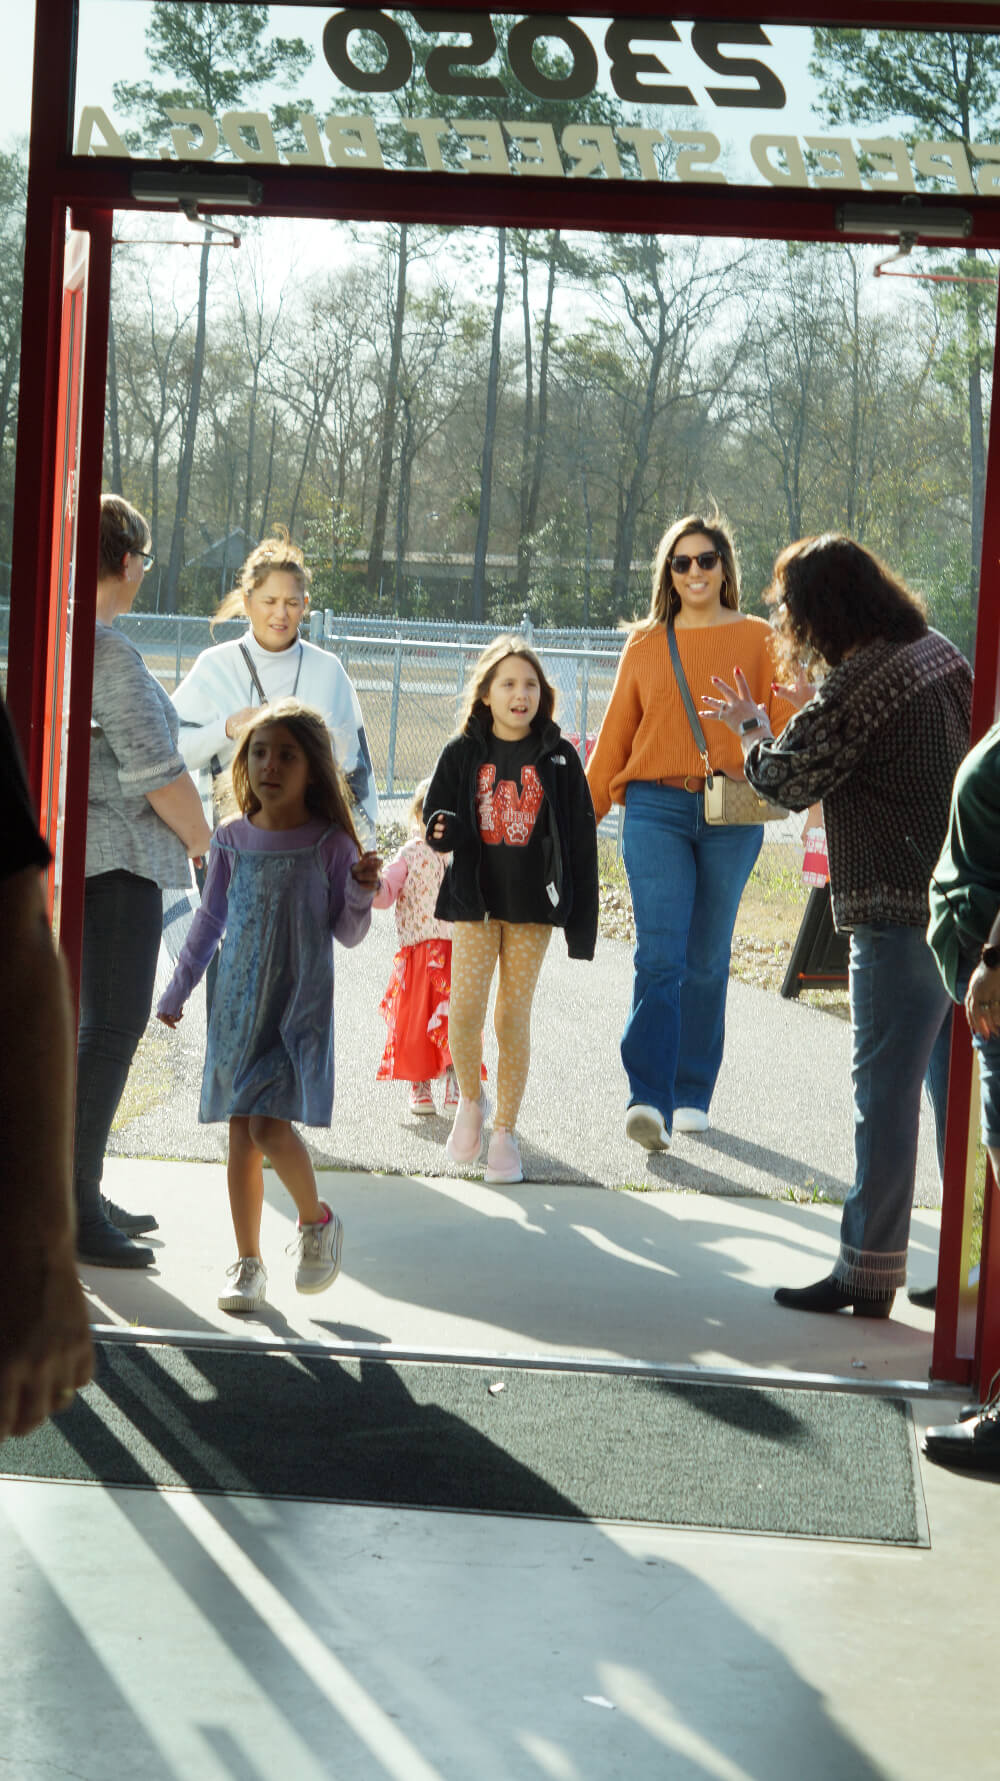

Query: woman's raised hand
351,850,382,890
699,668,765,733
772,666,814,711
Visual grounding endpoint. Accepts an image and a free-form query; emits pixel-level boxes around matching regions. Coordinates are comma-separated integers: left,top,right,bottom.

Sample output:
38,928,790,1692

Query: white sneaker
484,1127,523,1183
218,1256,268,1313
446,1091,491,1165
674,1106,709,1133
409,1080,435,1114
443,1068,460,1111
292,1205,344,1295
625,1104,670,1152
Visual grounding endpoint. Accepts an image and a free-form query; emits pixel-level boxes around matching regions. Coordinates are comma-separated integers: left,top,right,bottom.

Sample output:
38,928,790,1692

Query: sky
1,5,978,298
0,4,846,296
4,4,829,168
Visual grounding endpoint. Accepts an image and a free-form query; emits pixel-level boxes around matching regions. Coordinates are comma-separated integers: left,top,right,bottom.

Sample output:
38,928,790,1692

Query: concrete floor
3,1159,999,1781
109,929,946,1206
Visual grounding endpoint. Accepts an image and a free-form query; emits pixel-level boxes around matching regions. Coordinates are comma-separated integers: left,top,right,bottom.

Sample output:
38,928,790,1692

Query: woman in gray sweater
76,497,211,1266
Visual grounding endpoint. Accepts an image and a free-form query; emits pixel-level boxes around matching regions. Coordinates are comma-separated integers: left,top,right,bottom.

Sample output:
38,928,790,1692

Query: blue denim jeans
621,781,763,1129
837,923,952,1295
74,870,162,1225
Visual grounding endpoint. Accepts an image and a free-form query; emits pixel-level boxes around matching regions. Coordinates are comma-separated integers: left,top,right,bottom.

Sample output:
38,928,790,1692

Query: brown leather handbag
666,623,788,826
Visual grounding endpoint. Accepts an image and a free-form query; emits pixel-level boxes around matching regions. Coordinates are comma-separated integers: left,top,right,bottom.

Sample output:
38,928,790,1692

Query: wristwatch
739,715,765,735
981,943,1000,970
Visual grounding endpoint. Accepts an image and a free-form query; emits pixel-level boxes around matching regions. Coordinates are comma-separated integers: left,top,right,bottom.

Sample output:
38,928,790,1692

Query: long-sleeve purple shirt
157,816,372,1020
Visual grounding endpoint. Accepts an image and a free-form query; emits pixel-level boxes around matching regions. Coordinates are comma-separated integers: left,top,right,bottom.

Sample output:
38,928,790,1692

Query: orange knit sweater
586,617,790,820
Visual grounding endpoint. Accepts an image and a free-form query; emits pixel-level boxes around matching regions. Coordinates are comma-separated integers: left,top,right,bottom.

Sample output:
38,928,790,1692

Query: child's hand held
157,1009,182,1028
351,850,382,890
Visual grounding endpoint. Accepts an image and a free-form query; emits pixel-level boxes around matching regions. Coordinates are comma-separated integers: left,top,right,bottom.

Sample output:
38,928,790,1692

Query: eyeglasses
137,551,154,571
670,551,720,575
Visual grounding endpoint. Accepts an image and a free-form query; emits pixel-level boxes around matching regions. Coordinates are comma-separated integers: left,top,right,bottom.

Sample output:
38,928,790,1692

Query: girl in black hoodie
424,636,599,1184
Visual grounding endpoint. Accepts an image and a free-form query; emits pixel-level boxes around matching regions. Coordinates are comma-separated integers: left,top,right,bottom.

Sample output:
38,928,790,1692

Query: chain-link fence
85,610,622,795
1,604,802,846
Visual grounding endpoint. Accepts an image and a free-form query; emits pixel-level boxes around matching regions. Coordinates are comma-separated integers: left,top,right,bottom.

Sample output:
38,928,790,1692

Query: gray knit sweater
744,631,972,930
85,622,193,888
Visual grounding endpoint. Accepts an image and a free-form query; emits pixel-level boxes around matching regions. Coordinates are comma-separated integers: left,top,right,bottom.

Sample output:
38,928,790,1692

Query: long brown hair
766,534,928,674
211,526,312,632
632,512,741,631
226,699,361,848
457,635,556,736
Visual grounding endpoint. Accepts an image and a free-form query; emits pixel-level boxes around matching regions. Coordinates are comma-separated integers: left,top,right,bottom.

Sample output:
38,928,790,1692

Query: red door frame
39,229,87,926
10,0,1000,1391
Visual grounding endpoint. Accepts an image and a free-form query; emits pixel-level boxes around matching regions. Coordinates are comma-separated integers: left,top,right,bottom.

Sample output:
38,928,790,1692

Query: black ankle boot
77,1214,154,1269
101,1194,159,1236
774,1273,894,1318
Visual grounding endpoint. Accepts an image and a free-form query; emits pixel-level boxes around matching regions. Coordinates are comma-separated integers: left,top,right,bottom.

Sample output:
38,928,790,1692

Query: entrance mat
2,1345,923,1544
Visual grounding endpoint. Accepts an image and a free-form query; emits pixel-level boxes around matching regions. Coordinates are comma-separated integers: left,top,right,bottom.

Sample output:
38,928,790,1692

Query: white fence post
386,641,403,796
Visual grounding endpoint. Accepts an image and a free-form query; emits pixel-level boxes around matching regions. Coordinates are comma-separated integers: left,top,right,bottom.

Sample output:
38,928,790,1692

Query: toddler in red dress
374,781,462,1115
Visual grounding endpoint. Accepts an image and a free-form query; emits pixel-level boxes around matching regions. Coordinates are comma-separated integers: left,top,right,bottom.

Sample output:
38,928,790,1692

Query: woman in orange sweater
587,514,789,1152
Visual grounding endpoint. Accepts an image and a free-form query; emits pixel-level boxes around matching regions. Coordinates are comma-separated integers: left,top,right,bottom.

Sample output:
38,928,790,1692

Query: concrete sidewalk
9,929,987,1781
8,1152,986,1781
90,1157,949,1391
112,924,944,1205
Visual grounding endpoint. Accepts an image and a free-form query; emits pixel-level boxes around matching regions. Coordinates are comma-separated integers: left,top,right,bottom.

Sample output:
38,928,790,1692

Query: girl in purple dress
157,699,381,1313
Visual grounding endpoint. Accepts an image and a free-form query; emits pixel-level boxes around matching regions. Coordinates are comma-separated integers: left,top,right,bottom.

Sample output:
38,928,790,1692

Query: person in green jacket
924,722,1000,1472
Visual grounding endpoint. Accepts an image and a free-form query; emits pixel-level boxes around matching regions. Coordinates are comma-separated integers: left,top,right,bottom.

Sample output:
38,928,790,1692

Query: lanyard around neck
240,638,304,704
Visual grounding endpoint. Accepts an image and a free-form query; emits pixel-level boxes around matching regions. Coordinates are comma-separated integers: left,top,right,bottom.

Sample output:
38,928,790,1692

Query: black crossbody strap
665,622,714,786
238,641,268,703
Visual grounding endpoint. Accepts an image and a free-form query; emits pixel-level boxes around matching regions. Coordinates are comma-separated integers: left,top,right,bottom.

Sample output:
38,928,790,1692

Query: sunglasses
670,551,720,575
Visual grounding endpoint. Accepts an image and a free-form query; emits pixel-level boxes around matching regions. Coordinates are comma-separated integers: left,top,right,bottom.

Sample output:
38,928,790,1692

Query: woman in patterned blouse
703,534,972,1319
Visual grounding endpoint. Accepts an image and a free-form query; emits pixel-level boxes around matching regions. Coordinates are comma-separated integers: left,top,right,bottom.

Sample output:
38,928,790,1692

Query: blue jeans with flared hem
835,923,952,1297
74,869,162,1225
621,781,764,1129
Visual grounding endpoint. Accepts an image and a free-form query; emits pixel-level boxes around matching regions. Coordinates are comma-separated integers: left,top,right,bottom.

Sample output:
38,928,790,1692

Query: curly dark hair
766,534,927,675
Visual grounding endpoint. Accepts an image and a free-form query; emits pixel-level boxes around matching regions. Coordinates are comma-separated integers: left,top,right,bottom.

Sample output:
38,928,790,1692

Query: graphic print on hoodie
476,736,552,923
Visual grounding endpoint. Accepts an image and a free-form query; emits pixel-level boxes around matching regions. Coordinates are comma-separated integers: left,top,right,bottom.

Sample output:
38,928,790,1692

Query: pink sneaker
443,1068,460,1112
409,1080,435,1114
484,1127,523,1184
445,1091,491,1165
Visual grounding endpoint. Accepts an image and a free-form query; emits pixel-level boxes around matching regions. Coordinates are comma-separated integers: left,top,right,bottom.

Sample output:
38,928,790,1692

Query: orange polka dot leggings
448,920,552,1130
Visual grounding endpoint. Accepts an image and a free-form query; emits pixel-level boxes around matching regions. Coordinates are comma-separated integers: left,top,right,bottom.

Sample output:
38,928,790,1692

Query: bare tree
230,230,289,542
113,2,309,607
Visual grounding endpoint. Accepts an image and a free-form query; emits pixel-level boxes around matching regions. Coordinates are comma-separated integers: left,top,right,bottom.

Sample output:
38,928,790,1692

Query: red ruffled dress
374,837,455,1082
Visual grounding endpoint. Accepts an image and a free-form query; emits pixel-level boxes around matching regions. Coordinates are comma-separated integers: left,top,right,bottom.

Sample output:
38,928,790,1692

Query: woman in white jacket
172,533,378,843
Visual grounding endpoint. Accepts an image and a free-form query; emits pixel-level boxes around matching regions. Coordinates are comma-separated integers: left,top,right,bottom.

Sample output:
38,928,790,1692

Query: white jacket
171,631,378,841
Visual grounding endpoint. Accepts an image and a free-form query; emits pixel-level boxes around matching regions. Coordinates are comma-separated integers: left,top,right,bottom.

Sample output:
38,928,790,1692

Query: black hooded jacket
424,715,599,960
